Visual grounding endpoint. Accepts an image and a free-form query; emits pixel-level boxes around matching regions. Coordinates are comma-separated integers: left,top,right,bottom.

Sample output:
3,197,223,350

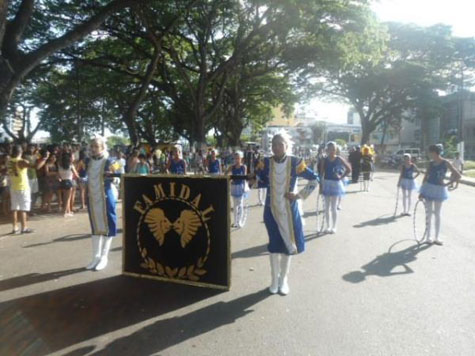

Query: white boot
233,198,239,228
279,254,291,295
95,236,113,271
239,205,246,228
269,253,280,294
86,235,103,270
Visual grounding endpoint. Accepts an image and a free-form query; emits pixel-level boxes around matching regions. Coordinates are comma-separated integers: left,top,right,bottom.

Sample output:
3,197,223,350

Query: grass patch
465,170,475,178
464,160,475,170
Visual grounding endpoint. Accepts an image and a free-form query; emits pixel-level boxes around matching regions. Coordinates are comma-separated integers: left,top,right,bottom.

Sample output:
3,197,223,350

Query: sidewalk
377,166,475,187
460,174,475,187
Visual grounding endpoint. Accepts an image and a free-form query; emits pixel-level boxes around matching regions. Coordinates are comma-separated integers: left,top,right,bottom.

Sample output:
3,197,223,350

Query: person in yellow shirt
7,144,34,234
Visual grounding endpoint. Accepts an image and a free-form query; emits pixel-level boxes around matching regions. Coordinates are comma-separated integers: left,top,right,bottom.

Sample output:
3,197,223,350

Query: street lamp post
457,63,465,160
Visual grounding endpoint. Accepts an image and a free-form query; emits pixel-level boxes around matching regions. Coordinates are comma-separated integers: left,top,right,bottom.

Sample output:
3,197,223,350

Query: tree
15,0,384,147
309,23,475,145
0,0,155,125
157,0,377,146
31,62,122,143
4,75,42,142
211,47,297,147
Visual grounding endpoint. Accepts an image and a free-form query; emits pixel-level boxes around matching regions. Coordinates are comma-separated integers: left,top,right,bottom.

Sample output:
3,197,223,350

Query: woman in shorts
58,151,79,217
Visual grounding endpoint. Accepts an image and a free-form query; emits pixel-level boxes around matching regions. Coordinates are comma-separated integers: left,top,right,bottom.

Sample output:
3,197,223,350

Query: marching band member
321,142,351,233
397,154,420,216
228,152,247,228
256,133,319,295
419,144,461,245
85,137,118,271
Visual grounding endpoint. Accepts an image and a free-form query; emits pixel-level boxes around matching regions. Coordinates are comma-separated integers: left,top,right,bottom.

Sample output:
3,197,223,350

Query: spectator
45,154,61,212
127,149,139,173
112,151,126,174
23,144,39,211
349,146,362,184
452,152,464,174
134,154,150,174
7,144,34,234
58,151,79,217
75,150,88,210
0,153,9,215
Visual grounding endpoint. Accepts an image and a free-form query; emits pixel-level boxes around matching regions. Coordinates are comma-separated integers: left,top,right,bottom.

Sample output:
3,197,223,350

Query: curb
376,166,475,187
460,178,475,187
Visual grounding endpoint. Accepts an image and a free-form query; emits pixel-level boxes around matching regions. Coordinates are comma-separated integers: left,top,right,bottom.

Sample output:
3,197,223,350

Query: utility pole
457,63,465,160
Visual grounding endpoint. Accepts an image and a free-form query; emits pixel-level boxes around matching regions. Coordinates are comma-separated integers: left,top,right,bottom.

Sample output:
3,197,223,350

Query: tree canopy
2,1,475,147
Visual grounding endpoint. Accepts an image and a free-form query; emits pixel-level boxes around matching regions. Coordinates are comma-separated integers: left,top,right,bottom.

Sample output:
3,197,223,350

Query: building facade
440,91,475,160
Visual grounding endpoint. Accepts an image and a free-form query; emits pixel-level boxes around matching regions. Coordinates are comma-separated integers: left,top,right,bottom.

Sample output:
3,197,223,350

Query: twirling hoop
413,198,429,245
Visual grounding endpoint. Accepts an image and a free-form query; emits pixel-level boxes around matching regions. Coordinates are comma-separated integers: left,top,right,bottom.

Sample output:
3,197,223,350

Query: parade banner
122,175,231,290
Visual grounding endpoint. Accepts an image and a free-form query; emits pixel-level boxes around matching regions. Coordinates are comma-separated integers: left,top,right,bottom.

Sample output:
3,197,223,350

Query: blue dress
208,159,221,174
231,165,246,197
86,157,117,237
170,159,186,174
420,161,448,201
400,165,418,191
322,157,346,197
257,156,319,255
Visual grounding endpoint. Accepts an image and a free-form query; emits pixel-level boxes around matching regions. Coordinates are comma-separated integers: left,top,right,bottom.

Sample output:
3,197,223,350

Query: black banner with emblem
122,175,230,290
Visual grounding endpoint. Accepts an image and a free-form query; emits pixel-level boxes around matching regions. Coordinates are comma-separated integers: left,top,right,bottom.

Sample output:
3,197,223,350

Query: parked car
393,148,422,162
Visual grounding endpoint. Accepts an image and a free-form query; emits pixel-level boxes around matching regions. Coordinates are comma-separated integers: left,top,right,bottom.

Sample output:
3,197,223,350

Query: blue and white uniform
230,164,247,228
256,159,267,205
257,156,318,255
322,157,346,197
420,161,448,201
231,165,246,197
400,165,418,191
208,159,221,175
170,159,186,175
86,157,117,238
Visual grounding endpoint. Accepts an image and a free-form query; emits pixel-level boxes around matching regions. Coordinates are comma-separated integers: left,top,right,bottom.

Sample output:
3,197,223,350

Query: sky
304,0,475,124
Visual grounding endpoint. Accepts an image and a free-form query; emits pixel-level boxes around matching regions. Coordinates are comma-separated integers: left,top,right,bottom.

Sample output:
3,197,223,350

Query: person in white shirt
452,152,464,174
112,151,126,174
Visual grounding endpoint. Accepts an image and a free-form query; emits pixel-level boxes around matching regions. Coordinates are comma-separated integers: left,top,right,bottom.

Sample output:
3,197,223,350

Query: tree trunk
124,119,139,147
360,126,370,145
379,122,388,154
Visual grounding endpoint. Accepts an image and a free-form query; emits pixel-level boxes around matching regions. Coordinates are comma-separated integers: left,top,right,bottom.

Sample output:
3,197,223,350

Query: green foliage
308,22,475,145
443,135,458,159
335,138,347,147
107,135,130,148
13,0,471,150
464,161,475,170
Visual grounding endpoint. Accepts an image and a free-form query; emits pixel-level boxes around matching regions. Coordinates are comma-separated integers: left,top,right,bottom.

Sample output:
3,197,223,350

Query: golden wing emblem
173,209,202,248
145,208,172,246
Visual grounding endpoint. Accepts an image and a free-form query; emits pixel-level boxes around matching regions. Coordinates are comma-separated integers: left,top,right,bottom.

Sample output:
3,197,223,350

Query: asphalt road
0,171,474,356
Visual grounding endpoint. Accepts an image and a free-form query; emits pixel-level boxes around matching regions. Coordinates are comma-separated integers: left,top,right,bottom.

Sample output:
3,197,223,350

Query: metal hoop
393,187,400,216
413,198,428,244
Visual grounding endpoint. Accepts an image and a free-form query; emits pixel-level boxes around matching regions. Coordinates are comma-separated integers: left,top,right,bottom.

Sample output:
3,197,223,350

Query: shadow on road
0,268,85,292
342,242,432,283
353,214,403,228
232,232,322,260
344,190,362,195
303,211,316,218
0,275,223,356
89,288,270,355
232,244,268,259
23,230,123,249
